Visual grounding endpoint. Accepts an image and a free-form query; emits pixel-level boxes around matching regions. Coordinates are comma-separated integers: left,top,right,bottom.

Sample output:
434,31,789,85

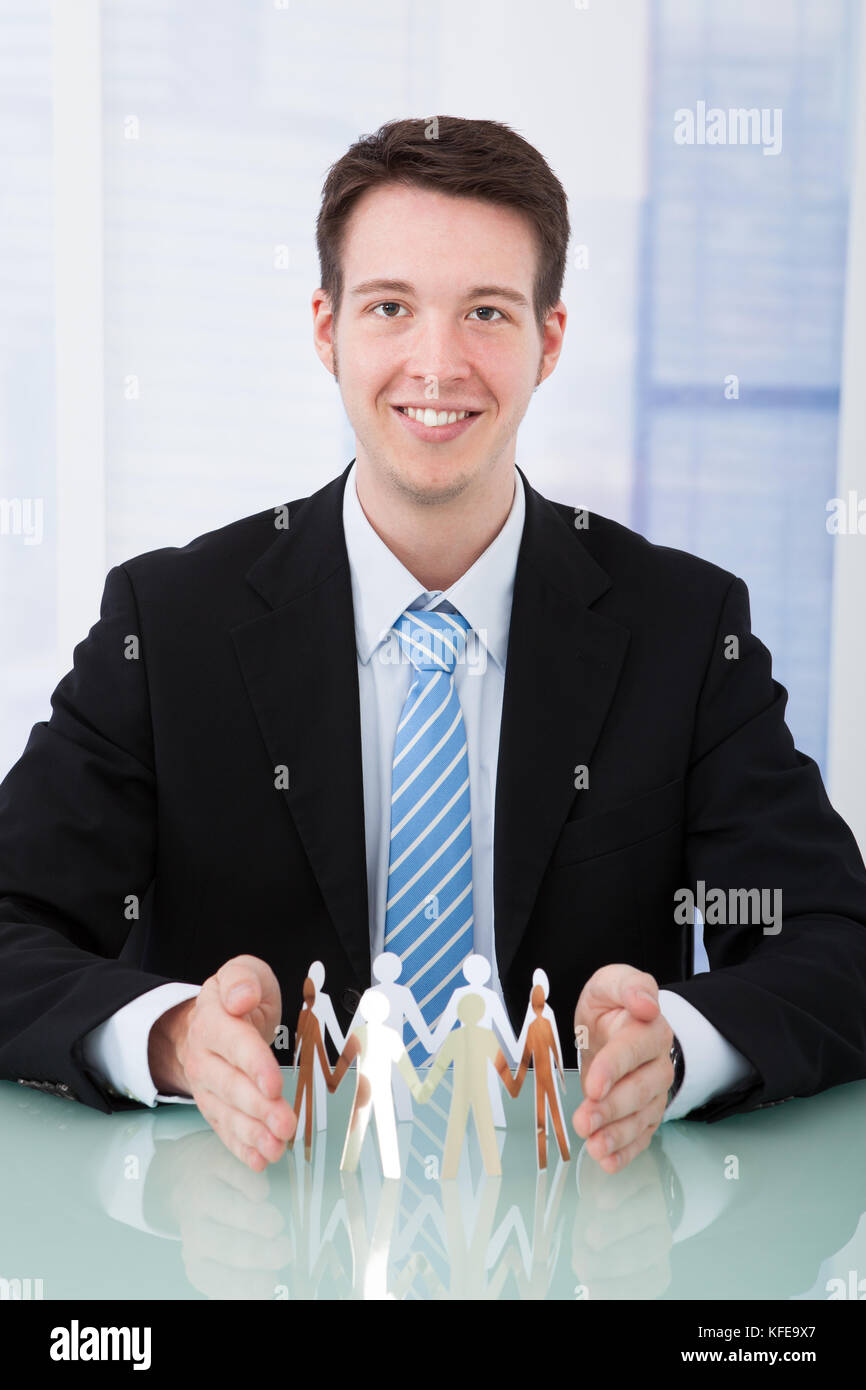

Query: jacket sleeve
0,564,187,1113
661,575,866,1121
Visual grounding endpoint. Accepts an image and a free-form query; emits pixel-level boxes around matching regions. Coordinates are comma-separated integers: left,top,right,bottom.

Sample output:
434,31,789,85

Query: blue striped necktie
383,606,475,1063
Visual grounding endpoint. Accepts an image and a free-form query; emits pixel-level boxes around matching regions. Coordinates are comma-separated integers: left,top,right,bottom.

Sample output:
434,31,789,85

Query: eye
371,302,408,318
469,306,505,322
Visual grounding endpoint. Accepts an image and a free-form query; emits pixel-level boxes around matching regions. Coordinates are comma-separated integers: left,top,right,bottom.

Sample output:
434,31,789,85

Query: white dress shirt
83,462,755,1119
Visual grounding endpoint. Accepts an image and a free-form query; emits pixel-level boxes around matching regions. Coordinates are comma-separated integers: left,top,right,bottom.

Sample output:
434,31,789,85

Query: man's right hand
147,954,297,1172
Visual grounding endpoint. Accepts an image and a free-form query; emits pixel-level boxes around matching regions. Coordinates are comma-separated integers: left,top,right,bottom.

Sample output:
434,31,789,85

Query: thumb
622,977,660,1021
217,957,265,1016
582,963,660,1020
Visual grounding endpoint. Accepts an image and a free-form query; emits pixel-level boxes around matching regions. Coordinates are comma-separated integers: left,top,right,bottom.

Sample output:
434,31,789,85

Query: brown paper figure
516,967,568,1137
328,990,423,1180
288,977,333,1160
513,983,571,1169
418,993,519,1180
298,959,345,1134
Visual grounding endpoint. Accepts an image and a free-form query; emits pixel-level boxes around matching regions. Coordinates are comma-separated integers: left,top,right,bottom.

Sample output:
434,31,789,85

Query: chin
390,457,474,502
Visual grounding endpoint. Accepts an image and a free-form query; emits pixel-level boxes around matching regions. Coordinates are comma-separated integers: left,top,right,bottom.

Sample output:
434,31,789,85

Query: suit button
341,988,362,1014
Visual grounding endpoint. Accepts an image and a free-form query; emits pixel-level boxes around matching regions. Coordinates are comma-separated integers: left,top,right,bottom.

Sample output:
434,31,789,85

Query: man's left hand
572,964,674,1173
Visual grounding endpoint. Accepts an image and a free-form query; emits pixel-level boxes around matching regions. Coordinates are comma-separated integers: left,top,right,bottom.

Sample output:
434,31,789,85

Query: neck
353,459,517,592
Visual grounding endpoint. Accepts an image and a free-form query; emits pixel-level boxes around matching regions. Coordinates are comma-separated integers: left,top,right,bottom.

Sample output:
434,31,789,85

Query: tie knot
391,608,472,674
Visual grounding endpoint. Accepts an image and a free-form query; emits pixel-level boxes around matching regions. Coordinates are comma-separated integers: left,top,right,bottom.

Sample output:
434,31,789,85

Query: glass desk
1,1071,864,1300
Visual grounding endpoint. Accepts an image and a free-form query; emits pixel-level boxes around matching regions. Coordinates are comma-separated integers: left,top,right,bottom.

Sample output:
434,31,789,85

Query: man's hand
572,964,674,1174
148,954,297,1172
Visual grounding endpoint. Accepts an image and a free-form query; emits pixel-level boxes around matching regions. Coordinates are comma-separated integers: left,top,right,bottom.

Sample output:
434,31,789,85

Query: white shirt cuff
658,988,757,1122
80,981,202,1106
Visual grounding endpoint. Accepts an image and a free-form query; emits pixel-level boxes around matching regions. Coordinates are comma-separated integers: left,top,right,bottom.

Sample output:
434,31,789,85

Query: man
1,117,865,1181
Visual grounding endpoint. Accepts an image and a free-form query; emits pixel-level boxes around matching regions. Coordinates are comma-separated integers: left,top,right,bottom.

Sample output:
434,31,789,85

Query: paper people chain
288,952,573,1178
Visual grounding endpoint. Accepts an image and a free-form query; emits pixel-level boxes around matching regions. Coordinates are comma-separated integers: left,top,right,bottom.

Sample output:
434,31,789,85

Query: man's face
313,183,565,505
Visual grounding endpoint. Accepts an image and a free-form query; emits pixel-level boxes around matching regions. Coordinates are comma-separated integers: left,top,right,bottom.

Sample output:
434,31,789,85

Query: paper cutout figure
348,952,435,1122
513,984,571,1169
516,967,568,1137
428,955,520,1129
293,959,345,1135
289,977,333,1160
418,993,519,1179
328,990,423,1180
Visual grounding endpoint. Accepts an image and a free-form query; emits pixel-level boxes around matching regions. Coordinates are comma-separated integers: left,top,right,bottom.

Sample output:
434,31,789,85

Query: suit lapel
230,462,371,984
493,467,630,982
229,459,631,992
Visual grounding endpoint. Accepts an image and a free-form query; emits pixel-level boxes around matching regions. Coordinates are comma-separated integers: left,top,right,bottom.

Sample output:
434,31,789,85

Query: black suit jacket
2,460,865,1121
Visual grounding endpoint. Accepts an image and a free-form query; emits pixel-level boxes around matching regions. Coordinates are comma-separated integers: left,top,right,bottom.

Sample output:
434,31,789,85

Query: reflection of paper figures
294,959,345,1134
289,977,334,1160
516,967,568,1137
428,955,520,1129
514,984,571,1170
419,994,519,1179
348,952,435,1122
328,990,422,1180
286,1129,352,1299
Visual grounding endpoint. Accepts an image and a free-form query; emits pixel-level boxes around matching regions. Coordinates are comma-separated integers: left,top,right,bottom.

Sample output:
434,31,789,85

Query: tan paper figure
328,990,423,1181
513,983,571,1169
516,967,568,1137
289,977,333,1160
428,954,521,1129
418,993,519,1180
294,959,345,1134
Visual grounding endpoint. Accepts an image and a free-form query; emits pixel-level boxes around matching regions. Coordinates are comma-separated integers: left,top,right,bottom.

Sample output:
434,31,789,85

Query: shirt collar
342,459,525,672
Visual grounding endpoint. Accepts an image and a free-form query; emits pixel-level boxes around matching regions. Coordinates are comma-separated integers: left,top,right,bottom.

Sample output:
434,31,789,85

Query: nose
402,310,473,387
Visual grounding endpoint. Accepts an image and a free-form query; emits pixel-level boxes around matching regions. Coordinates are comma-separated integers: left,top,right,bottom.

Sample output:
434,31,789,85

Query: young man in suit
2,117,865,1179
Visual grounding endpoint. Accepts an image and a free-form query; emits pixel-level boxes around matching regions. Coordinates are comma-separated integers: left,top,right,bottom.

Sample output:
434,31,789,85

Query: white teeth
400,406,472,426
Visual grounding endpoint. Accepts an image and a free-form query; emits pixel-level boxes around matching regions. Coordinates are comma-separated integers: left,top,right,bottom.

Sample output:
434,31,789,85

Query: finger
584,1084,669,1164
216,956,271,1015
574,965,660,1034
574,1052,673,1137
196,1086,290,1170
595,1112,664,1174
187,1048,296,1143
622,978,661,1022
578,1015,672,1104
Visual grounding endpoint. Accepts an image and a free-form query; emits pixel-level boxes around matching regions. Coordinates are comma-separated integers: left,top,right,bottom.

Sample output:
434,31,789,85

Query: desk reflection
0,1073,864,1300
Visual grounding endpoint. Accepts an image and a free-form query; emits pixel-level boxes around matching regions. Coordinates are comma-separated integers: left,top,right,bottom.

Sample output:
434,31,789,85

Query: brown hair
315,115,570,332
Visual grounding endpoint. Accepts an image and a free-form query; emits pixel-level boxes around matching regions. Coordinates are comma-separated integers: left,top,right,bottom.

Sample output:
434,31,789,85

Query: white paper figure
294,959,345,1134
516,967,568,1136
328,990,422,1181
348,952,435,1122
428,954,521,1128
418,993,519,1179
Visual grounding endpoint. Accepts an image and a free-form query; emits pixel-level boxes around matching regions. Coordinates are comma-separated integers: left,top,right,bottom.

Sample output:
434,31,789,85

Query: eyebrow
348,278,531,310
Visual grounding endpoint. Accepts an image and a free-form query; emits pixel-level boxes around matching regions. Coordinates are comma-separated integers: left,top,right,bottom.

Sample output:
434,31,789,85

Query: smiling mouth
395,406,480,427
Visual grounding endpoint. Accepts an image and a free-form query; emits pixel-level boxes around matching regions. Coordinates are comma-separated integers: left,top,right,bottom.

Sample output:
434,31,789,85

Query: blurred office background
2,0,865,849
